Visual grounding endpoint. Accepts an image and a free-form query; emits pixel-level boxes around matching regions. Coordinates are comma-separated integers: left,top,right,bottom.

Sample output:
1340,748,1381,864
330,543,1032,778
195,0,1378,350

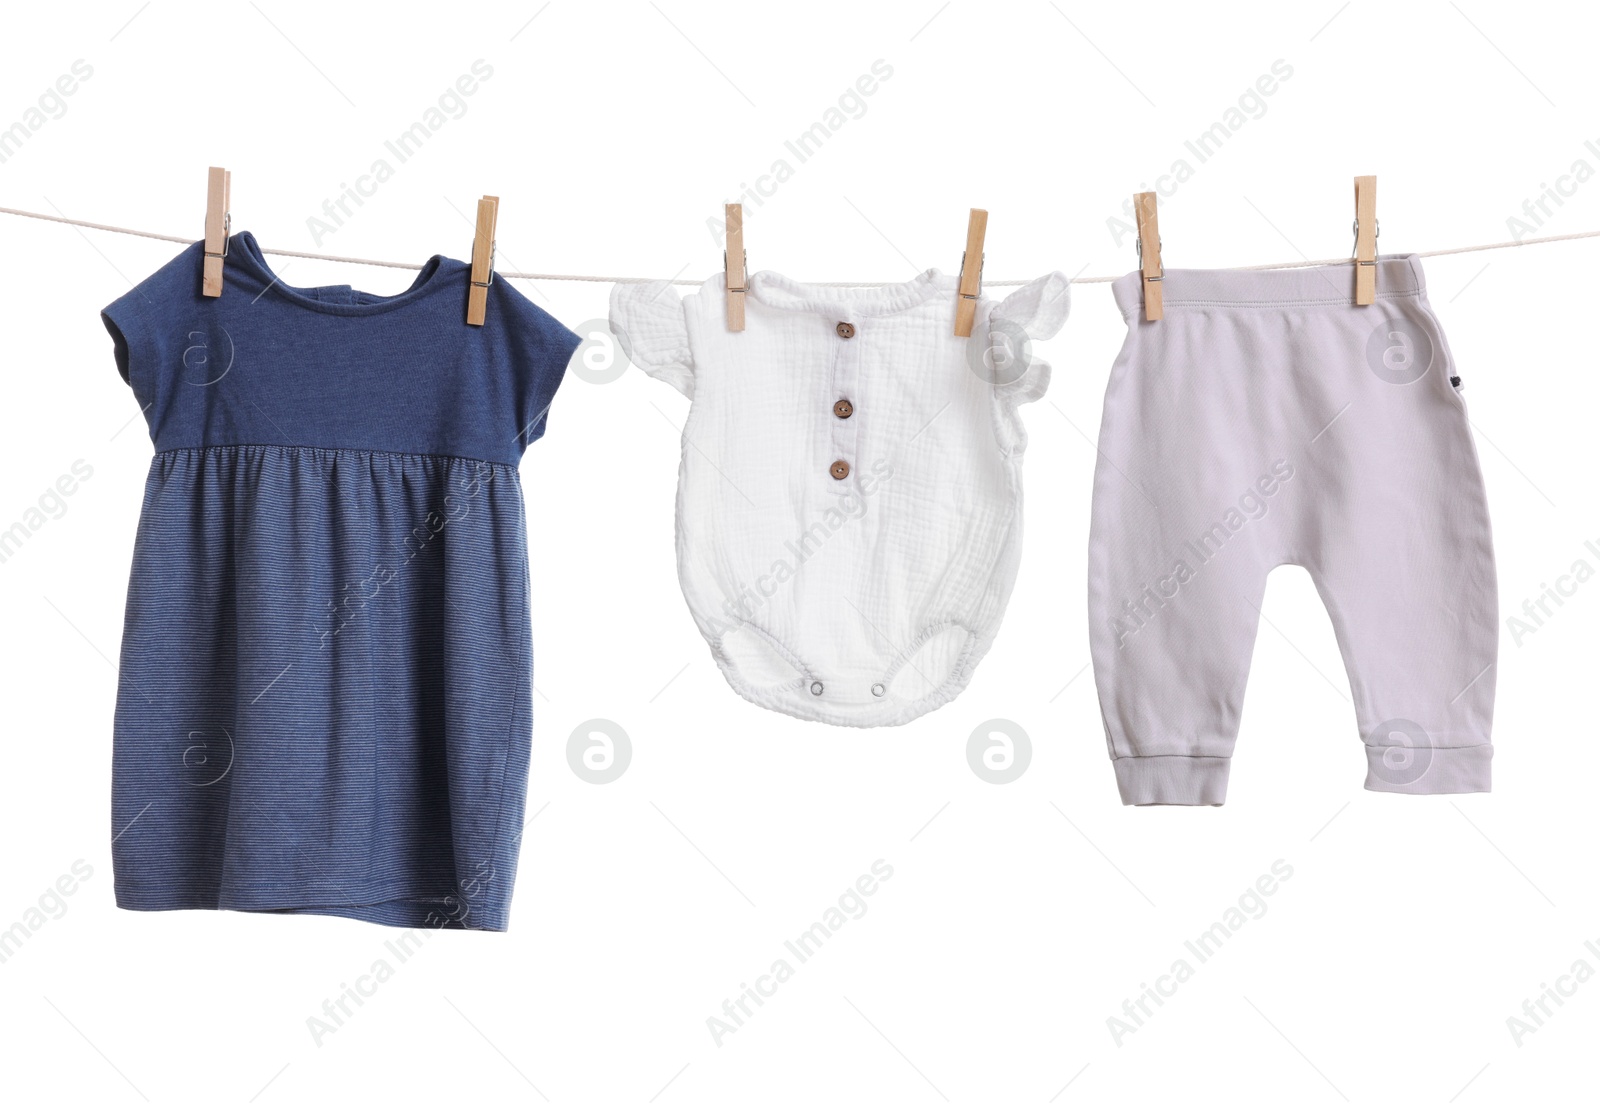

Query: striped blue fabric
102,232,579,930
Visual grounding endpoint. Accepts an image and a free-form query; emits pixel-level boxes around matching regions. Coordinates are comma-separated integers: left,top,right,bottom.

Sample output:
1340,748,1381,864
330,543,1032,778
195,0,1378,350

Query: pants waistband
1111,254,1428,318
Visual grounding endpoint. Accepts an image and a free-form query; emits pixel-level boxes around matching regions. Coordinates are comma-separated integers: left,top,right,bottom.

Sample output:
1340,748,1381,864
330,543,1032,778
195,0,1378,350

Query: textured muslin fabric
611,268,1069,726
102,231,580,929
1089,256,1496,805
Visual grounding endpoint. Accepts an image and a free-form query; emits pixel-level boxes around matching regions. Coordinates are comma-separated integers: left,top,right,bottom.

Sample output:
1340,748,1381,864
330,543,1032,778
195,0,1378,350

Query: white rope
3,203,1596,287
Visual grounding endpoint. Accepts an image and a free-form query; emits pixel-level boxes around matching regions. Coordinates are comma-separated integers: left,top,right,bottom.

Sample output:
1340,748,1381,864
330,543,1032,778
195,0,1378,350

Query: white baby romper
611,269,1068,727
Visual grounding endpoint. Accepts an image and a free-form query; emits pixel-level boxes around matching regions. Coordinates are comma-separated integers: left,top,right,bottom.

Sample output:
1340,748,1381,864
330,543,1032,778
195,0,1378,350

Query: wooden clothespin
724,203,746,331
1134,192,1163,322
1353,175,1378,306
954,208,987,337
201,166,231,298
466,195,498,326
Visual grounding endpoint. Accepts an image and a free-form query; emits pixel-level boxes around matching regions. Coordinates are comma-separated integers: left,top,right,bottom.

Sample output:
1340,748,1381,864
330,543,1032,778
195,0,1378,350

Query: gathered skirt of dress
112,444,533,930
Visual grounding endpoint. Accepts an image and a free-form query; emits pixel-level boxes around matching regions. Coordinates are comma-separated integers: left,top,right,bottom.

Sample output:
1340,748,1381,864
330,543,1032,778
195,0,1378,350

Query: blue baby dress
102,231,579,930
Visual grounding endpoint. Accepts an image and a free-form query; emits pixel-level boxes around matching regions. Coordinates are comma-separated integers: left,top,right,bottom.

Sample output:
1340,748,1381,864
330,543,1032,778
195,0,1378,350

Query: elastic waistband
1111,254,1427,318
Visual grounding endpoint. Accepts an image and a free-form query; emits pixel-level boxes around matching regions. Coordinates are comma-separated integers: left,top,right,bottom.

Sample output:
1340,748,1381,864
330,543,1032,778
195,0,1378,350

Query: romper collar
745,268,953,317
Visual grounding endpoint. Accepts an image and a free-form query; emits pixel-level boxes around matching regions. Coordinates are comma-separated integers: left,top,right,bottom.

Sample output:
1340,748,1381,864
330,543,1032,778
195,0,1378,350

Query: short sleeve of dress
988,271,1071,407
609,280,694,399
496,279,583,450
100,242,201,416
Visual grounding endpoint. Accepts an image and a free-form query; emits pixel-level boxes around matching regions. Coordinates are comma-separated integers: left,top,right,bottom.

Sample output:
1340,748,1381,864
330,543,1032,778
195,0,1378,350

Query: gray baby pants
1089,256,1496,805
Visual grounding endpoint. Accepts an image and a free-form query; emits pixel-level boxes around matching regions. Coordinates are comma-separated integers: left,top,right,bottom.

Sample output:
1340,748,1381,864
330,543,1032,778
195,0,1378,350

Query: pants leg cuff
1364,742,1492,794
1114,755,1231,806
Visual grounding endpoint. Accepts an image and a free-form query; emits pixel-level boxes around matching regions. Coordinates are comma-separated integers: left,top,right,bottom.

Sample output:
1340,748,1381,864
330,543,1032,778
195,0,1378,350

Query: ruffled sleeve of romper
984,271,1070,456
609,280,695,399
987,270,1071,407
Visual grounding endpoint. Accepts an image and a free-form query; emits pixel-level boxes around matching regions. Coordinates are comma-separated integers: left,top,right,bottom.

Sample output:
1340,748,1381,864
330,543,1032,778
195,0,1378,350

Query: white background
0,1,1596,1101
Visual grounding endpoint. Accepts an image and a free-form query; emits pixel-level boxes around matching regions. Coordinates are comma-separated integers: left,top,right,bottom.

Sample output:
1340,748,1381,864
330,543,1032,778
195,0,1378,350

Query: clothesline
3,203,1597,287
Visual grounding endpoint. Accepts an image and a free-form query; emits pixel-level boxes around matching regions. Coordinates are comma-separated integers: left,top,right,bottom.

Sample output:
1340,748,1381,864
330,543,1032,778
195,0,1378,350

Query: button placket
828,319,859,489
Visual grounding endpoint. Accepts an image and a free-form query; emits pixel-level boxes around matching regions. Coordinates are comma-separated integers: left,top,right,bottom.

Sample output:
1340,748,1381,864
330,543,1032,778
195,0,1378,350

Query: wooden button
829,460,850,480
833,399,854,419
835,321,856,339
